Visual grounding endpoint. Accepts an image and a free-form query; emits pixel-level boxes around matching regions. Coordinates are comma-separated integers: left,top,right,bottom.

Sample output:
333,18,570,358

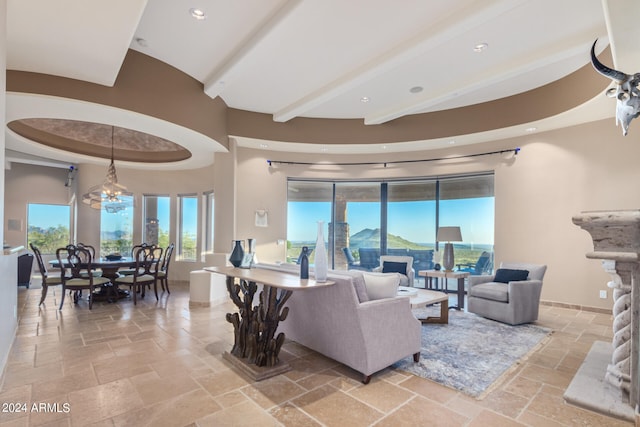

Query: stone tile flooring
0,282,633,426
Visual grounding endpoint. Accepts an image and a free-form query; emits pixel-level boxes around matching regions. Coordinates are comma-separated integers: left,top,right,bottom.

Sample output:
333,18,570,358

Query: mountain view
287,227,491,268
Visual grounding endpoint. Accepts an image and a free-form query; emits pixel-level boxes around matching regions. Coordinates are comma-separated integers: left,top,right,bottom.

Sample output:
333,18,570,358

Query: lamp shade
437,226,462,242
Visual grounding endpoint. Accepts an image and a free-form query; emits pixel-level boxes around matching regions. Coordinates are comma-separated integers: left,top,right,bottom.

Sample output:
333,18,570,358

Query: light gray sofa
259,264,421,384
467,262,547,325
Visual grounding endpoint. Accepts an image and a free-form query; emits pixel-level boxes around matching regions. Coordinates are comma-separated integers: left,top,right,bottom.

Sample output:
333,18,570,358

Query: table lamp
437,226,462,272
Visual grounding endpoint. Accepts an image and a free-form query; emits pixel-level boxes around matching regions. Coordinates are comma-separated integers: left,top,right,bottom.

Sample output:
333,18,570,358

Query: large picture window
287,174,494,275
27,203,71,254
100,195,134,257
143,195,170,248
178,194,198,261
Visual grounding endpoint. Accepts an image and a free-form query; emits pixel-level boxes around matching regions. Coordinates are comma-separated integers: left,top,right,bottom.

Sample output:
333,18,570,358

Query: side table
418,270,470,310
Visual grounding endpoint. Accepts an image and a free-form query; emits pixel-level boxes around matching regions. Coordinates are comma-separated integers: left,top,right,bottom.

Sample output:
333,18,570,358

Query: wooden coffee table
398,287,449,324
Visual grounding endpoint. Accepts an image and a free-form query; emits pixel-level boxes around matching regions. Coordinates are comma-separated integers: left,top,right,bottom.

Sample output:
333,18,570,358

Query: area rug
393,309,552,399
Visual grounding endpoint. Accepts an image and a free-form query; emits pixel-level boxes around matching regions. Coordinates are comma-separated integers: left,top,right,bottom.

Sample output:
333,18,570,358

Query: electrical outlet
599,290,608,299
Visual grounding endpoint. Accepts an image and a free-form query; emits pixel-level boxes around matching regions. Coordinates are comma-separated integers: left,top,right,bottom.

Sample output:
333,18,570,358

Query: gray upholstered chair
373,255,415,287
467,262,547,325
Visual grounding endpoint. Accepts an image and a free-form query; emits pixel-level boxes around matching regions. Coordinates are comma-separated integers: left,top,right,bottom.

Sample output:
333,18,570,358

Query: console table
418,270,469,310
205,266,334,381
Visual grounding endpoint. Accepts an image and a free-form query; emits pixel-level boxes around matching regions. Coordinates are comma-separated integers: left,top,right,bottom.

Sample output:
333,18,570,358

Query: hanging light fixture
81,126,133,213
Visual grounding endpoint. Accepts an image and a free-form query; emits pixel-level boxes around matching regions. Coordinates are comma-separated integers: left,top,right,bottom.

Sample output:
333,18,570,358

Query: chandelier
81,126,133,213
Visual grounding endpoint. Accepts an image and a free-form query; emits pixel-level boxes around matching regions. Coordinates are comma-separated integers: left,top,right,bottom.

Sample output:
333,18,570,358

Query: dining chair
118,243,152,276
114,245,162,304
56,245,110,310
30,243,64,306
156,243,174,294
77,242,102,277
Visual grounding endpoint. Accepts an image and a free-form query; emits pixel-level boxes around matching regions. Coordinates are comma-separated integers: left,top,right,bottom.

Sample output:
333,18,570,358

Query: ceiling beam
272,0,528,123
203,0,302,100
601,0,640,71
366,32,601,125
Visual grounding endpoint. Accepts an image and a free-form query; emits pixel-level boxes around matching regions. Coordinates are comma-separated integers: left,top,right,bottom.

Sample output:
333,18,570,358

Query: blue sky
28,204,70,229
287,197,494,245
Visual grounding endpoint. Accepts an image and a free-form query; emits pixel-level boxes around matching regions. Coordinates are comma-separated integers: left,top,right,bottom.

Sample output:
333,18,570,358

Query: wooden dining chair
118,243,152,276
77,242,102,277
56,245,110,310
30,243,64,306
156,243,174,294
114,245,162,305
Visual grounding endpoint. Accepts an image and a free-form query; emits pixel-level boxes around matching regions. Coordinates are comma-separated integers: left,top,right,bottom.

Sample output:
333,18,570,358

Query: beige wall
233,118,640,311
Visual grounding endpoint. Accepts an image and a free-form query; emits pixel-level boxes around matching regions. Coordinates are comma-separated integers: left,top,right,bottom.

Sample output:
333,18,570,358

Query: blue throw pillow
494,268,529,283
382,261,407,275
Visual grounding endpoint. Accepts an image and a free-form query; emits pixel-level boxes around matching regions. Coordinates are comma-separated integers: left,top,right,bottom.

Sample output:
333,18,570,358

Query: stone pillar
572,210,640,411
330,222,349,269
333,197,349,269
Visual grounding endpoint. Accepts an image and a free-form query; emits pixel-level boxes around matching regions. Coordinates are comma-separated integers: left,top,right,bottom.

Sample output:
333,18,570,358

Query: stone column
573,210,640,409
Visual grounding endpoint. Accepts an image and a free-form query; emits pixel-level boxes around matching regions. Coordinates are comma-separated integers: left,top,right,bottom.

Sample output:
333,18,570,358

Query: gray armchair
467,262,547,325
373,255,415,287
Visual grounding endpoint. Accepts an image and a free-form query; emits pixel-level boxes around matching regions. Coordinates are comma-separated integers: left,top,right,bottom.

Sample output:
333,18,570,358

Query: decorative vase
314,221,328,282
247,238,257,266
229,240,244,267
300,246,309,279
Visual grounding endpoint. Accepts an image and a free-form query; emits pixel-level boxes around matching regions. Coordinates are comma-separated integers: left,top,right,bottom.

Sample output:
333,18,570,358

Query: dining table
49,256,138,301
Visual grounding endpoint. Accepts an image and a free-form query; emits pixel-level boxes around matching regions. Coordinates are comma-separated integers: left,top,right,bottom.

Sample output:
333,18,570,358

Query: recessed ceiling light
259,143,268,149
381,145,387,150
409,86,423,94
190,8,206,20
449,140,456,145
525,127,537,133
320,147,328,152
473,42,488,53
360,96,370,103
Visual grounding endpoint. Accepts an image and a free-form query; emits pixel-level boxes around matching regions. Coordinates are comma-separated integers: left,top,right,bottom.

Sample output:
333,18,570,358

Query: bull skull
591,39,640,136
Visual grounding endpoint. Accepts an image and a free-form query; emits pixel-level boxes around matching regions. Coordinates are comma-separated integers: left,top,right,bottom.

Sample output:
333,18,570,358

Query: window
387,181,437,272
143,195,170,247
204,191,214,253
335,182,381,269
100,195,134,257
287,174,494,274
178,194,198,261
287,181,332,264
27,203,71,254
439,175,494,271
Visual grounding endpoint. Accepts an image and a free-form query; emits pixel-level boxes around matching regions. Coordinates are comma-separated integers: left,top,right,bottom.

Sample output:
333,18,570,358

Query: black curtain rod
267,147,520,167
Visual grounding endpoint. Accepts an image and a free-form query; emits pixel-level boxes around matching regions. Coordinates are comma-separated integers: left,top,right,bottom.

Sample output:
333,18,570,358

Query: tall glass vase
314,221,328,282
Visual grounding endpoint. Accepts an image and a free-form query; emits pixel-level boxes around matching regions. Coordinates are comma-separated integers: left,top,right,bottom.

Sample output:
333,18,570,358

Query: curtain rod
267,147,520,167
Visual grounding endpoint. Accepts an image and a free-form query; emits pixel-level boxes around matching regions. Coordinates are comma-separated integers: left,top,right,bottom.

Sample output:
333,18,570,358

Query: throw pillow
382,261,407,275
362,272,400,300
494,268,529,283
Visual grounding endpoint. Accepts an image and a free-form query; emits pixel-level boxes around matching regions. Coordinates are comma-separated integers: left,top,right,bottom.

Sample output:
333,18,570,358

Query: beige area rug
394,309,552,399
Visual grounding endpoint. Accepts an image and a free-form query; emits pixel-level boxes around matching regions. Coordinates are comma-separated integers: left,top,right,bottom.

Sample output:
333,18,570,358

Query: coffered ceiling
4,0,640,169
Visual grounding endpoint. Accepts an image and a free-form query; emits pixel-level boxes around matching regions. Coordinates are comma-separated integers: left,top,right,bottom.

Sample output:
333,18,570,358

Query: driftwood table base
205,266,334,382
224,275,292,379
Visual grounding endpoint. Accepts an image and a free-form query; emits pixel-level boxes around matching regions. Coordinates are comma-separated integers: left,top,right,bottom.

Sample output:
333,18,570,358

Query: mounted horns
590,39,628,84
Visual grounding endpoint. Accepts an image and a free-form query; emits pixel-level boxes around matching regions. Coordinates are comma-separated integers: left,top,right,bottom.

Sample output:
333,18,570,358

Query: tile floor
0,282,633,426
